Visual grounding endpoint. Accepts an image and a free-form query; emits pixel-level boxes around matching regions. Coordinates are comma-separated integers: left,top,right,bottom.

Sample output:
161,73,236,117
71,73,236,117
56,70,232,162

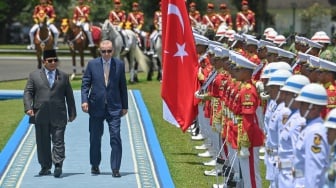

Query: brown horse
65,21,101,79
34,11,54,69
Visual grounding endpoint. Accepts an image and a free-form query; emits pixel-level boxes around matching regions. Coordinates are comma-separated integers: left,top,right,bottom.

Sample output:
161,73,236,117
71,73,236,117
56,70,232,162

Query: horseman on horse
236,0,255,34
72,0,95,47
27,0,59,50
127,2,147,53
109,0,131,53
188,2,202,30
202,3,219,33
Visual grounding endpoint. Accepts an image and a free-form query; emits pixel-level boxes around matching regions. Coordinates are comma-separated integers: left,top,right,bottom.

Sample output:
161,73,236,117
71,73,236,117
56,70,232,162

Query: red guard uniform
220,72,231,141
202,13,218,31
33,3,56,24
236,81,264,149
202,66,214,119
189,2,202,28
28,0,59,50
109,8,126,28
72,1,95,46
236,10,255,32
226,79,241,150
189,11,202,27
245,53,261,81
217,4,233,29
127,3,144,30
153,10,162,30
72,4,90,23
236,1,255,33
217,13,233,29
202,3,219,31
321,82,336,118
235,81,264,188
209,69,226,126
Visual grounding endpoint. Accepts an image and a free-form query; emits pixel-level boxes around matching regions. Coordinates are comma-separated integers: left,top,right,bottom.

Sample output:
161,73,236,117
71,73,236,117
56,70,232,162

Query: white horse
101,19,148,83
147,31,162,81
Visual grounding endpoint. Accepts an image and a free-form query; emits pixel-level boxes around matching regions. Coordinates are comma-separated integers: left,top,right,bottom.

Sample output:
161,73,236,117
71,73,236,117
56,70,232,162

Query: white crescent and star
167,3,188,62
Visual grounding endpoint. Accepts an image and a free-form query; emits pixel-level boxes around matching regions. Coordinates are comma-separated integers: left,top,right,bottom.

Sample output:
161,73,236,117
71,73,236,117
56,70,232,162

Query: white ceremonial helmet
260,62,291,79
263,27,275,36
324,108,336,129
273,35,286,45
295,83,328,106
266,69,293,86
281,75,310,94
311,31,330,44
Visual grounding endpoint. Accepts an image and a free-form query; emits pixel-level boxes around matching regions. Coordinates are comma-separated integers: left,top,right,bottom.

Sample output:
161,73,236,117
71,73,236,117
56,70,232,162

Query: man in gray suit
81,40,128,178
23,49,76,178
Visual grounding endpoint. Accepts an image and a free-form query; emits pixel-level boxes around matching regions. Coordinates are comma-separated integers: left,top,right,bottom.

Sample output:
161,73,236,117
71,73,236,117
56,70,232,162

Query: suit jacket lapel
40,68,50,87
51,69,59,89
100,58,106,86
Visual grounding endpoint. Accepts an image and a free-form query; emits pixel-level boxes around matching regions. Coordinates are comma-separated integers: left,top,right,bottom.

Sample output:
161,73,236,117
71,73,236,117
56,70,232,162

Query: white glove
260,92,270,100
194,91,204,99
255,81,264,93
116,25,122,31
239,147,250,158
46,21,51,26
249,25,254,31
76,21,82,27
134,28,140,34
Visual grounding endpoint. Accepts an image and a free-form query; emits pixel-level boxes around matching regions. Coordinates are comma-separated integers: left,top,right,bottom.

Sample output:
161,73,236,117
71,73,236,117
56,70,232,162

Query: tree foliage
300,2,331,36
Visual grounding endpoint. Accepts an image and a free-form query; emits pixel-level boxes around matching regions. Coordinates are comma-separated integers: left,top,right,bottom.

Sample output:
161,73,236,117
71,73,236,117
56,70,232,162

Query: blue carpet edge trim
131,90,175,188
0,90,23,100
0,115,29,178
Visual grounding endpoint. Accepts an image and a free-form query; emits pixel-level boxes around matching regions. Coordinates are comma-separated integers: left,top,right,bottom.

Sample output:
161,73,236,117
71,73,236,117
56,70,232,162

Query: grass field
0,73,269,188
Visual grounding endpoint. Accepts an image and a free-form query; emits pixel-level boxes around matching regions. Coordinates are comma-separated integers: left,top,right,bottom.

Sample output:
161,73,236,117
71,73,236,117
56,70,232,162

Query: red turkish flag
161,0,199,132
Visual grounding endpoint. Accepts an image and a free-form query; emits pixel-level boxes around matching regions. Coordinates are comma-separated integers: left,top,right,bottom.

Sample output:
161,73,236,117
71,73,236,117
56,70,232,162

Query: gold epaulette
242,83,251,90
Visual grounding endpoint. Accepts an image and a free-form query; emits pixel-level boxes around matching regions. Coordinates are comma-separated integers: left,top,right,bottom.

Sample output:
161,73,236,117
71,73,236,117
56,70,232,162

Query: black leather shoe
54,166,62,178
91,166,100,175
112,170,121,178
39,167,51,176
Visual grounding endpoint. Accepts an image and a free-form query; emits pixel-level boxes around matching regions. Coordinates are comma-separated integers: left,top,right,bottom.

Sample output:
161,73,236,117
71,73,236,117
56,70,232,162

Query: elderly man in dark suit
23,49,76,178
81,40,128,178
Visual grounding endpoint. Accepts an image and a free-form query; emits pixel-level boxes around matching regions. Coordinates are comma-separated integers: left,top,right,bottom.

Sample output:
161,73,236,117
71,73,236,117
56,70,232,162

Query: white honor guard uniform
264,69,293,187
193,33,210,145
262,62,292,133
293,83,329,188
277,75,310,188
323,109,336,188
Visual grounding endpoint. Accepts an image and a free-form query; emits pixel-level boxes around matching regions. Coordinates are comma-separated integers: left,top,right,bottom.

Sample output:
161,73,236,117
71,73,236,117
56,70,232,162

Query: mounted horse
33,11,54,69
101,19,148,83
63,20,101,79
146,29,162,81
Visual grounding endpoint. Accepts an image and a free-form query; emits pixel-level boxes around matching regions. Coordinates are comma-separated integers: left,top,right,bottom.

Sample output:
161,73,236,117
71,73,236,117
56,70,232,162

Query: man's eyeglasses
46,58,58,63
100,50,113,54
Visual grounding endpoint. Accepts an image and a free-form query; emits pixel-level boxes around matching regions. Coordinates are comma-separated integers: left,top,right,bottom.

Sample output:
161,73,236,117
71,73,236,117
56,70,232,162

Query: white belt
277,159,292,169
266,147,278,155
292,169,304,178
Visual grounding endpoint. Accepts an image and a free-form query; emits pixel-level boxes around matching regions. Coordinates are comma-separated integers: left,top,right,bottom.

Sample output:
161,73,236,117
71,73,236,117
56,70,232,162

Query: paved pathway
0,90,174,188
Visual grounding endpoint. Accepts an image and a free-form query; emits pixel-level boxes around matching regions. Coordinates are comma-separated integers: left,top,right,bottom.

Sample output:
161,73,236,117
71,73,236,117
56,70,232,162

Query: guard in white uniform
277,75,310,188
293,83,329,187
264,69,292,187
323,109,336,188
